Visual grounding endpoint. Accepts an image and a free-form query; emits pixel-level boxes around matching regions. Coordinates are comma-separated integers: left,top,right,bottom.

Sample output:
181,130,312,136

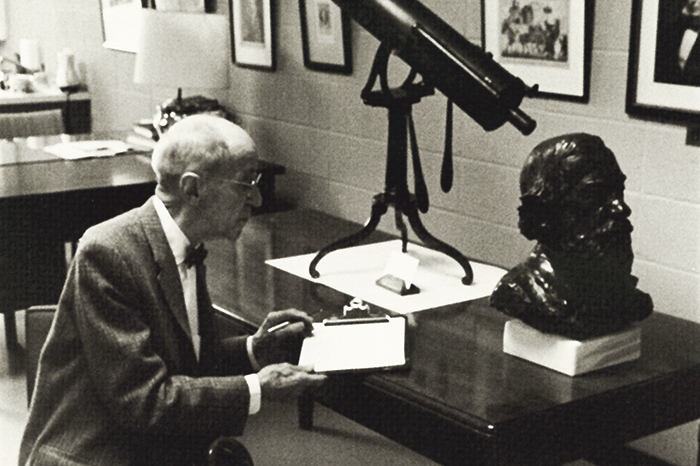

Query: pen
267,321,291,333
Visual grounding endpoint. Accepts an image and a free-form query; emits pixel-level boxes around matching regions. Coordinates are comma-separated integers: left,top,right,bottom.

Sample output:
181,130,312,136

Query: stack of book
126,119,158,150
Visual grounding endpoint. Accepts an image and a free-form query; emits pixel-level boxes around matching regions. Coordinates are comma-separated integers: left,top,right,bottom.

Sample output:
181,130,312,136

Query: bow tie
184,244,208,268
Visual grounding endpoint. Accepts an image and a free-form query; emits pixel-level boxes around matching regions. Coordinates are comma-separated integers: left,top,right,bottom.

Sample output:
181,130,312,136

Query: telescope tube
332,0,537,135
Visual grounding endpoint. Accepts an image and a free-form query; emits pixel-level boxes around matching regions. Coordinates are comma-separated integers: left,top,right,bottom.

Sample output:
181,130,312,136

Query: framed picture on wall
626,0,700,121
151,0,205,11
229,0,275,70
299,0,352,74
482,0,593,102
144,0,215,10
100,0,143,53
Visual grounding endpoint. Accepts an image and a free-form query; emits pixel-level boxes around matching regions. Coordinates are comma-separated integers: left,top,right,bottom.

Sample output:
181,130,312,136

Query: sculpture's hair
518,133,611,241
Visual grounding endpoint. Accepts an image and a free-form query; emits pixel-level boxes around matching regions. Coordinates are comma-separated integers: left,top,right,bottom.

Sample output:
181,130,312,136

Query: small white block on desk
503,320,641,376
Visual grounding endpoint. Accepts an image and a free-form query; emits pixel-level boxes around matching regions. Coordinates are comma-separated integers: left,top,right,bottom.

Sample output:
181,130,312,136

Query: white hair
151,114,256,194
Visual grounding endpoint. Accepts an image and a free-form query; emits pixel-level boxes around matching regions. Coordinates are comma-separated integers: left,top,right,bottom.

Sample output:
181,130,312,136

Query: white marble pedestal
503,320,641,376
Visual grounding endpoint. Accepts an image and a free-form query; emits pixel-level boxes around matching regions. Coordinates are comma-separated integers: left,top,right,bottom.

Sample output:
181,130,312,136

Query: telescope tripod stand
308,45,474,285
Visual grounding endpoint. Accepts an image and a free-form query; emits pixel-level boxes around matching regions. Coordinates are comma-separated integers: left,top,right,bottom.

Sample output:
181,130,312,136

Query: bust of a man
490,133,653,339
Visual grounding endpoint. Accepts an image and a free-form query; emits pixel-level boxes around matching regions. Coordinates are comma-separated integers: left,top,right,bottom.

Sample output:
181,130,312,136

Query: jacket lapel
139,198,192,342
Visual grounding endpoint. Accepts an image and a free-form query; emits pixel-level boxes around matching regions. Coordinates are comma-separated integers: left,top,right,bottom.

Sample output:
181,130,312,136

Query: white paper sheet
298,317,407,373
44,140,132,160
266,240,507,314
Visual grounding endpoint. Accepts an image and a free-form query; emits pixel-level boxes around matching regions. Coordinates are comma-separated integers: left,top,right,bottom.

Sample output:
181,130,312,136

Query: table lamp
134,9,230,136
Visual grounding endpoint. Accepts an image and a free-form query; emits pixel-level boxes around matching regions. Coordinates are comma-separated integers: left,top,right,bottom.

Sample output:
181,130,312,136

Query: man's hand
251,309,314,368
257,363,326,402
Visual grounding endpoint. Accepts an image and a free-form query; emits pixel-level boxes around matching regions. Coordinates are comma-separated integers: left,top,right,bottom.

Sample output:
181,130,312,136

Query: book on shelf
133,118,159,140
125,118,158,150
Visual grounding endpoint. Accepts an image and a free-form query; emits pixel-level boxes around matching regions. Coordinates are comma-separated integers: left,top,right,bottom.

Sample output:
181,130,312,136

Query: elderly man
490,133,653,340
19,115,326,466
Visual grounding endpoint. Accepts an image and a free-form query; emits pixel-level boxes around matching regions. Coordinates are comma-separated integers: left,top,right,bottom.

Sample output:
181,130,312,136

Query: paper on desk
44,140,132,160
266,240,507,314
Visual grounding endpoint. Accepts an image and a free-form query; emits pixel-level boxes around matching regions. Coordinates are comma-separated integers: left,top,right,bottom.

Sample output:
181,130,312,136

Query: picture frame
482,0,593,102
626,0,700,122
141,0,212,11
229,0,275,71
151,0,205,11
299,0,352,74
100,0,144,53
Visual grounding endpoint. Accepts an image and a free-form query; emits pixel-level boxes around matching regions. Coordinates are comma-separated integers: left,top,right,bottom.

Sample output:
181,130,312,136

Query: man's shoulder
81,197,156,247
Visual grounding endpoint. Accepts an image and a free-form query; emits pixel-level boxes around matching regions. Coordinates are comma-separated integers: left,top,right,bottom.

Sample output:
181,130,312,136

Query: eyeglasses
183,172,261,190
212,172,262,189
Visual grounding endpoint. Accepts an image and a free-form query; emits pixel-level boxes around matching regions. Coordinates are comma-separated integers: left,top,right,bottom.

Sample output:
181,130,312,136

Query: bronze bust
490,133,653,339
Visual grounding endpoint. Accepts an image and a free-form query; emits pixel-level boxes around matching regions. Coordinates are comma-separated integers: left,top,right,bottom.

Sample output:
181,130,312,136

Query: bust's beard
554,218,635,284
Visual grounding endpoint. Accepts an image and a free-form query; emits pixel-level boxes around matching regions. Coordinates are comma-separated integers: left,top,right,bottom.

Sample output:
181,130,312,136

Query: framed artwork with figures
482,0,593,102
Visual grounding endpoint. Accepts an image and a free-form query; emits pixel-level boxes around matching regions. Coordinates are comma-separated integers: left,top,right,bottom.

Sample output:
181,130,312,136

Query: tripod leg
403,202,474,285
309,197,388,278
394,208,408,253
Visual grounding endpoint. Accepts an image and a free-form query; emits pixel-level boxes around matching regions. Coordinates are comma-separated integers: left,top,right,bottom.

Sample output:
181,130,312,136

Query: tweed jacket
19,198,255,466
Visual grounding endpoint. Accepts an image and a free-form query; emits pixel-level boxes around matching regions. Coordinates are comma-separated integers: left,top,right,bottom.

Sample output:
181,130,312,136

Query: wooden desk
0,143,155,349
207,209,700,466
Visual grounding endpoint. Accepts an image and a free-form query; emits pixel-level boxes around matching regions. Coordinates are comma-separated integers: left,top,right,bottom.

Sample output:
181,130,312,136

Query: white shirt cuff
246,335,262,372
244,374,261,415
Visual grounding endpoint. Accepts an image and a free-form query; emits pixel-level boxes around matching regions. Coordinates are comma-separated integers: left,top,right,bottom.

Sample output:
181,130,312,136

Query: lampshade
134,9,229,90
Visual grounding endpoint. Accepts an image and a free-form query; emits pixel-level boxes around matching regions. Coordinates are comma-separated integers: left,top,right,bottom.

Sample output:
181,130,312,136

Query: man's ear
180,172,201,202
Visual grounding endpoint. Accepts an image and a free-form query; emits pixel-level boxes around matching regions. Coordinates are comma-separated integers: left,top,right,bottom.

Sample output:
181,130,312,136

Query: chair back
24,304,57,405
0,109,64,139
